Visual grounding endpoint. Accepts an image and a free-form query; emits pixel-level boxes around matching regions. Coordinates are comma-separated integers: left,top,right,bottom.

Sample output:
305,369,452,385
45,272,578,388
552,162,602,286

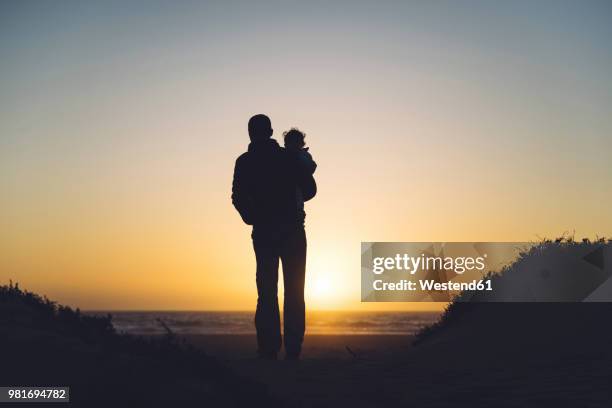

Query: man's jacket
232,138,316,226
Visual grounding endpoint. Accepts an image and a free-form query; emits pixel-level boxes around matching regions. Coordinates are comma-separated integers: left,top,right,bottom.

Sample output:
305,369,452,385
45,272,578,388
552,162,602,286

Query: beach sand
184,334,411,360
185,334,414,407
184,316,611,408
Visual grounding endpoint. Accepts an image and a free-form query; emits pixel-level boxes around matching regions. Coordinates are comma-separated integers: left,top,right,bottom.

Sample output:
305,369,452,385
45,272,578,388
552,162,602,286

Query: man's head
248,114,273,142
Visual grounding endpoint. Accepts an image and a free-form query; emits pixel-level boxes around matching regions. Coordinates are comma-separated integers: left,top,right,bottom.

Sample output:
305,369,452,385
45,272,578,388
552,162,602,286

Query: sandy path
185,333,611,407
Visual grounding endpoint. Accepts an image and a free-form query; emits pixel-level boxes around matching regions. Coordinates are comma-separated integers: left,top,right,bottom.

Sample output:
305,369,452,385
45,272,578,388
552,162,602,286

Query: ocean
89,311,441,336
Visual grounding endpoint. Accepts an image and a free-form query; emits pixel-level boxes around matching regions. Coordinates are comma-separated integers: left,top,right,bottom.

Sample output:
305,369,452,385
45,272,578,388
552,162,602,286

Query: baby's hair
283,128,306,148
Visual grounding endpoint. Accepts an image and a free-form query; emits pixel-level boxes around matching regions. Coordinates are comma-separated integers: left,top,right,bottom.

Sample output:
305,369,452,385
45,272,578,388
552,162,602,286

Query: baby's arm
298,150,317,174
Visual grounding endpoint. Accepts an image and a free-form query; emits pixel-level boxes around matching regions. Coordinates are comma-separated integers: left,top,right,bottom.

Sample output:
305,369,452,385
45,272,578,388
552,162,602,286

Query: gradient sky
1,0,611,310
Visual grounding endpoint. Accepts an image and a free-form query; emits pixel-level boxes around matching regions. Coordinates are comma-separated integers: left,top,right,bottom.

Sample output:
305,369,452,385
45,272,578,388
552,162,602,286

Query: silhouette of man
232,114,316,360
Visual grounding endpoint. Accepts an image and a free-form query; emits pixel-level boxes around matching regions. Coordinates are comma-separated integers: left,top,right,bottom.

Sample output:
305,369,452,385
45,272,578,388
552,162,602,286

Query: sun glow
301,252,351,310
311,277,332,298
306,275,339,310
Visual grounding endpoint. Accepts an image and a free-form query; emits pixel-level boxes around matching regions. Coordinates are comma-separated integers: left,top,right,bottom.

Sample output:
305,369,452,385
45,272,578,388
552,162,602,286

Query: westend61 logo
361,242,531,302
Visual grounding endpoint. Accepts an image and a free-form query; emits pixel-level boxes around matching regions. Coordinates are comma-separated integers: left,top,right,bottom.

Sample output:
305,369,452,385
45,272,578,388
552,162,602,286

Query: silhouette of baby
283,128,317,213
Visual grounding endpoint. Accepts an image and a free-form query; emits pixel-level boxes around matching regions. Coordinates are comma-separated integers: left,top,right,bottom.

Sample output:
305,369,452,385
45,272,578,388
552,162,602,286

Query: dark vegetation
0,282,282,407
414,237,612,346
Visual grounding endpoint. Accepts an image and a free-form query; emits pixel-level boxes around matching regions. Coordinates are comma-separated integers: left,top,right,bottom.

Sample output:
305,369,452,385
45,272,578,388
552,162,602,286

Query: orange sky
1,1,611,310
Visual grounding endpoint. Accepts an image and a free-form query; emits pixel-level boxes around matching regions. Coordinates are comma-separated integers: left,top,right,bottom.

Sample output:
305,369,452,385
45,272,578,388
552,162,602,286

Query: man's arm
231,156,254,225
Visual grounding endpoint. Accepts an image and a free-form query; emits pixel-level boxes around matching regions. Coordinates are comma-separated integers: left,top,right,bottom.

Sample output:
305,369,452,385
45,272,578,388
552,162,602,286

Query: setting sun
301,253,352,310
310,277,332,298
306,275,339,310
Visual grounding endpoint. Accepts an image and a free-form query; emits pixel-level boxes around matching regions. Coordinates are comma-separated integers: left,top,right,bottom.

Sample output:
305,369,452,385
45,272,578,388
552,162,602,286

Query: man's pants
252,224,306,356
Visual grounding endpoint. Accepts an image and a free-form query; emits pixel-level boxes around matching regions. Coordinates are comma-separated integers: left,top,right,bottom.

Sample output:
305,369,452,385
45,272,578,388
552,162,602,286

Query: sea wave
87,311,440,335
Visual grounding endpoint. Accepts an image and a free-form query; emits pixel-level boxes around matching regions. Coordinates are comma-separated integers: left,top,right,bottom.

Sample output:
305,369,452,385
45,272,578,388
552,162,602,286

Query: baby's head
283,128,306,151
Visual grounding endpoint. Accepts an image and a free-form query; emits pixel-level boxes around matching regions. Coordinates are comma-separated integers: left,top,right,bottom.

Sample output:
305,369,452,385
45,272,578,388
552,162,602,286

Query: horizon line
83,309,443,313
